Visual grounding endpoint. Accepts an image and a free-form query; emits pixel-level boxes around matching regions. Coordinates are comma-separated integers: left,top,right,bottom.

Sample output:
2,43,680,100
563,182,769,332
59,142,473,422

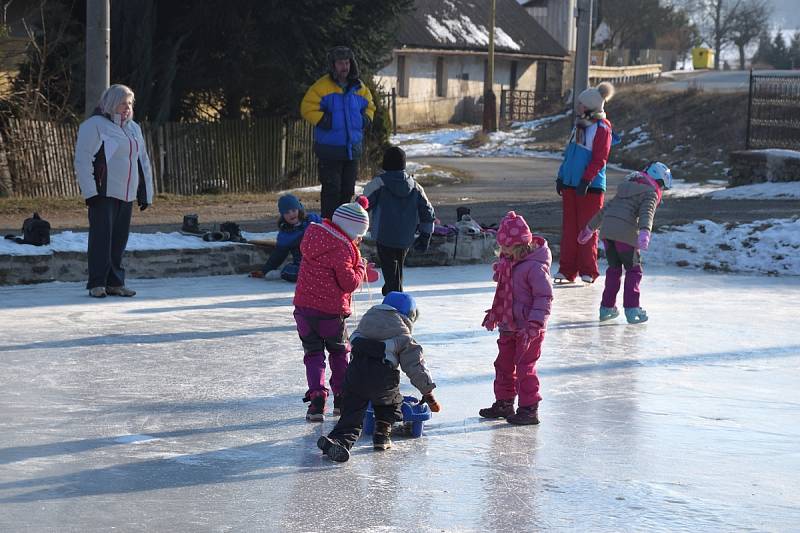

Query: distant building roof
396,0,567,59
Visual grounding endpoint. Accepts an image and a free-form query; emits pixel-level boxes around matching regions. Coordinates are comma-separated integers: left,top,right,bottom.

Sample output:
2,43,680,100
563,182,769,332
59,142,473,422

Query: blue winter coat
263,213,322,274
300,75,376,161
363,170,435,249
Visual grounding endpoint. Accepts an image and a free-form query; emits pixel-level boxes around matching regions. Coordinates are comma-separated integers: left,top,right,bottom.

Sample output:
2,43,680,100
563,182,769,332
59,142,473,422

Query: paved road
416,157,799,240
656,69,800,93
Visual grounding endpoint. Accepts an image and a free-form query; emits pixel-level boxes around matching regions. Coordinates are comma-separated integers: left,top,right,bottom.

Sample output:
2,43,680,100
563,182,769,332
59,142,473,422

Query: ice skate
580,274,595,284
599,306,620,321
624,307,648,324
553,272,574,285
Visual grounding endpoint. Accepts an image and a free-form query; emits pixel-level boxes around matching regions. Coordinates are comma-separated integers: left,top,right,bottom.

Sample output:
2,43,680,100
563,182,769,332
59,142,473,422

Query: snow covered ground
1,266,798,531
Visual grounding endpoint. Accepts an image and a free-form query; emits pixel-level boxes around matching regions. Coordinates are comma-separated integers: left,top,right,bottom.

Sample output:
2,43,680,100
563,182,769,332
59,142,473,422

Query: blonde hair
97,84,135,116
499,241,538,261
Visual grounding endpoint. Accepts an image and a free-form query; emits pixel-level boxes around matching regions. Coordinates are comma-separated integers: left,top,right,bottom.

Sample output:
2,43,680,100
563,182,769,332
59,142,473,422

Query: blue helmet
382,291,418,322
643,161,672,190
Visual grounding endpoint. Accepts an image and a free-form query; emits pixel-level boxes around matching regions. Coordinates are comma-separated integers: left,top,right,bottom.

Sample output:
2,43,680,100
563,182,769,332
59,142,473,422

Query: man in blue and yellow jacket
301,46,376,219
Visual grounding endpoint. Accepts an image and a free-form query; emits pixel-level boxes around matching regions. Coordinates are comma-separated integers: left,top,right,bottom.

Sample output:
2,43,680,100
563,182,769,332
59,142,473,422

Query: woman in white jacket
74,84,154,298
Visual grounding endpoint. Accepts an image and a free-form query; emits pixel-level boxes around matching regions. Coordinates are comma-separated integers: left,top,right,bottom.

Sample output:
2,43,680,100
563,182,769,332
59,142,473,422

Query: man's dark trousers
87,196,132,289
319,158,358,219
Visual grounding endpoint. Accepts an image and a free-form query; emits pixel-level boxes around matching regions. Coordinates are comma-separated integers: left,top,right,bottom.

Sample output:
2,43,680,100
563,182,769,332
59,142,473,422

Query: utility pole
482,0,497,132
572,0,592,116
85,0,110,115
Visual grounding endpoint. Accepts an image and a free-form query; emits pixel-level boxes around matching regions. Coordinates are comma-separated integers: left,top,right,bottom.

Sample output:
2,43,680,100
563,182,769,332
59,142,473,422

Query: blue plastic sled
363,395,432,438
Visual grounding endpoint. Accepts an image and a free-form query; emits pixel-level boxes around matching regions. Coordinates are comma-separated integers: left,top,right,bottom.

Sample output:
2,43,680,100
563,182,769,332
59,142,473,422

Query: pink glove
365,262,380,283
518,321,544,344
577,225,595,245
637,229,651,251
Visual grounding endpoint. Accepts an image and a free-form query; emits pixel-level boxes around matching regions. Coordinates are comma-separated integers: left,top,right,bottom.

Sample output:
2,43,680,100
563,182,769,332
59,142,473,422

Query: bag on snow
4,212,51,246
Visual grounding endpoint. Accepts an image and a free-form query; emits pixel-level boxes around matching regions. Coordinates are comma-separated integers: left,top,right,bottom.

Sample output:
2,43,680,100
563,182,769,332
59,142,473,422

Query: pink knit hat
496,211,532,246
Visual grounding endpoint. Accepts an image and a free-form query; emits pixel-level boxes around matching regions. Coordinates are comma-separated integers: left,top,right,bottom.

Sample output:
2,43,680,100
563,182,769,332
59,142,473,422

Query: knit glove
576,179,590,197
555,178,564,196
420,392,441,413
637,229,651,251
414,232,431,253
577,225,595,245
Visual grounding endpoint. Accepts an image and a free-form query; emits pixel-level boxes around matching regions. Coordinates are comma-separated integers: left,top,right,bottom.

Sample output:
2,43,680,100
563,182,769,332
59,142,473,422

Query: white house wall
375,53,540,128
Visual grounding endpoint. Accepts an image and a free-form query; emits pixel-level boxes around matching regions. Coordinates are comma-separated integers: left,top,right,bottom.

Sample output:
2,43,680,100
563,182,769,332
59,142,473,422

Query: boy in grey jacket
317,292,440,462
578,162,672,324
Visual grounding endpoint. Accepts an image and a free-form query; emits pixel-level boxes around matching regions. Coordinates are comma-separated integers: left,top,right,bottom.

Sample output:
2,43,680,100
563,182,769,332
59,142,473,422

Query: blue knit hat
278,194,303,215
382,291,418,322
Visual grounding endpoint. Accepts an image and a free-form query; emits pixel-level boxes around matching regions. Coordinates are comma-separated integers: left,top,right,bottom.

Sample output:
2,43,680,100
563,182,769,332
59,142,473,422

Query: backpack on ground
4,212,51,246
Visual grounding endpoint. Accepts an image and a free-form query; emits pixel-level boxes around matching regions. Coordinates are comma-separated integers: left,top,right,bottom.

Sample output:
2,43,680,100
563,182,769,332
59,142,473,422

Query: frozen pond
1,266,798,531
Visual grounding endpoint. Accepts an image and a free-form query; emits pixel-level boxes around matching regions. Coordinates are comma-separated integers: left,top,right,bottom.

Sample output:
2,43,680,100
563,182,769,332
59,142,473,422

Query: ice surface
1,265,799,531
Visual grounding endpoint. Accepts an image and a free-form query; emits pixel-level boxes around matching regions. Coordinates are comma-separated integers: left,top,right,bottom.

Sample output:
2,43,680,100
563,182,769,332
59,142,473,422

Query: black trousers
377,244,409,296
328,356,403,450
86,197,133,289
318,158,358,219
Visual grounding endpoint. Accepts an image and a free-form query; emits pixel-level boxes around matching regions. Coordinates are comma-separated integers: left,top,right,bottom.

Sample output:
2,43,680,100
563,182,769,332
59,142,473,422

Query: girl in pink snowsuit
480,211,553,425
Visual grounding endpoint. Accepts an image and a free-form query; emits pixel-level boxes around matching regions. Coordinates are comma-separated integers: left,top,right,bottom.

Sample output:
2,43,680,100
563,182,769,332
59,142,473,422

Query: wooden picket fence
0,116,358,197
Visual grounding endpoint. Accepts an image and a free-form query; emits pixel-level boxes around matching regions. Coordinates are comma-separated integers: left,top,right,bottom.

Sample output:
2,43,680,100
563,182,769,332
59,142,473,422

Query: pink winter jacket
293,220,366,316
496,236,554,331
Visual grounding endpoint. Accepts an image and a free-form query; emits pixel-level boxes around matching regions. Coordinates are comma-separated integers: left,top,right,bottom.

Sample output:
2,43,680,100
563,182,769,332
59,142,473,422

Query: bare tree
730,0,771,69
680,0,744,69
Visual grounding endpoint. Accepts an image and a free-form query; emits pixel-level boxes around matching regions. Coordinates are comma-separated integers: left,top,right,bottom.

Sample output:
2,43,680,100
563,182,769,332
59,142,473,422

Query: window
436,57,446,97
536,61,548,93
510,61,518,91
397,55,408,97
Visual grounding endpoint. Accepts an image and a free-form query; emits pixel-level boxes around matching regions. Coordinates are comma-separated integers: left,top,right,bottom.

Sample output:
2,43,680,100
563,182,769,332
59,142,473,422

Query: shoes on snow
599,306,620,321
89,286,107,298
305,395,326,422
317,436,350,462
507,405,540,426
624,307,648,324
478,399,515,419
106,286,136,297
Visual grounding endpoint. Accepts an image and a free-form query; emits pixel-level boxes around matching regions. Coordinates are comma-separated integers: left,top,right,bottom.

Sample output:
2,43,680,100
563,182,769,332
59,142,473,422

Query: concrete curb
0,232,502,286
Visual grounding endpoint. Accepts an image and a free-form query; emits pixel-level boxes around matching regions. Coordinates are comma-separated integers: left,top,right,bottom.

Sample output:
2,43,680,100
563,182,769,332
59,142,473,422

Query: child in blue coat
251,194,320,281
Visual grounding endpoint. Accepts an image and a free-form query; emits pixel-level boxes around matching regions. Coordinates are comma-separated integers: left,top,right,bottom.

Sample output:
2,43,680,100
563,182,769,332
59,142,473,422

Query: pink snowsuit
490,237,553,407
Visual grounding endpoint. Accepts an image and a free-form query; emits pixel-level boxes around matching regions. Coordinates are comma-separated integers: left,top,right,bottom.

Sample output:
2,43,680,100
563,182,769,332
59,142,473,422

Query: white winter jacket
74,113,154,204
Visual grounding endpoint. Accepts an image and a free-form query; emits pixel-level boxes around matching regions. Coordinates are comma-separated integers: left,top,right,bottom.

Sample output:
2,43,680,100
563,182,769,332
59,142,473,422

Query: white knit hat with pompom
578,81,615,112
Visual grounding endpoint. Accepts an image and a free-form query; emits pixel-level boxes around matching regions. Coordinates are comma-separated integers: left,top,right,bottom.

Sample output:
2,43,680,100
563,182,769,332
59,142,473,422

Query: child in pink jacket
293,196,369,421
480,211,553,425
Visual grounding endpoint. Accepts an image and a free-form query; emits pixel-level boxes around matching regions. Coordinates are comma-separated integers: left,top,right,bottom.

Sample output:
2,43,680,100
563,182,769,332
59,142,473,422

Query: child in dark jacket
317,291,440,462
480,211,553,426
293,196,370,421
578,161,672,324
363,146,435,295
250,194,321,281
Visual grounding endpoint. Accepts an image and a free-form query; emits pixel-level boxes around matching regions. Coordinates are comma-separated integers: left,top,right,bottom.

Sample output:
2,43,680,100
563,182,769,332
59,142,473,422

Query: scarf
482,256,516,331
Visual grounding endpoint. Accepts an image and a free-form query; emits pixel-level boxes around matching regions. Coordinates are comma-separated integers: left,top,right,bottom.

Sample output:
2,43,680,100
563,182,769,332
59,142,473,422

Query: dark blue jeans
86,197,132,289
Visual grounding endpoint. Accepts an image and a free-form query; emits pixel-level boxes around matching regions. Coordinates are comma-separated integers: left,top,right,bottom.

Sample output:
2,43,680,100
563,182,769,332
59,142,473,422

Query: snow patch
115,434,160,444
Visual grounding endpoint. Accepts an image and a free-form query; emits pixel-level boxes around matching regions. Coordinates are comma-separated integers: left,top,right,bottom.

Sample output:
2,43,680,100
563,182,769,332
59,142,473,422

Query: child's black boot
373,421,392,451
479,399,515,419
317,436,350,462
507,404,540,425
